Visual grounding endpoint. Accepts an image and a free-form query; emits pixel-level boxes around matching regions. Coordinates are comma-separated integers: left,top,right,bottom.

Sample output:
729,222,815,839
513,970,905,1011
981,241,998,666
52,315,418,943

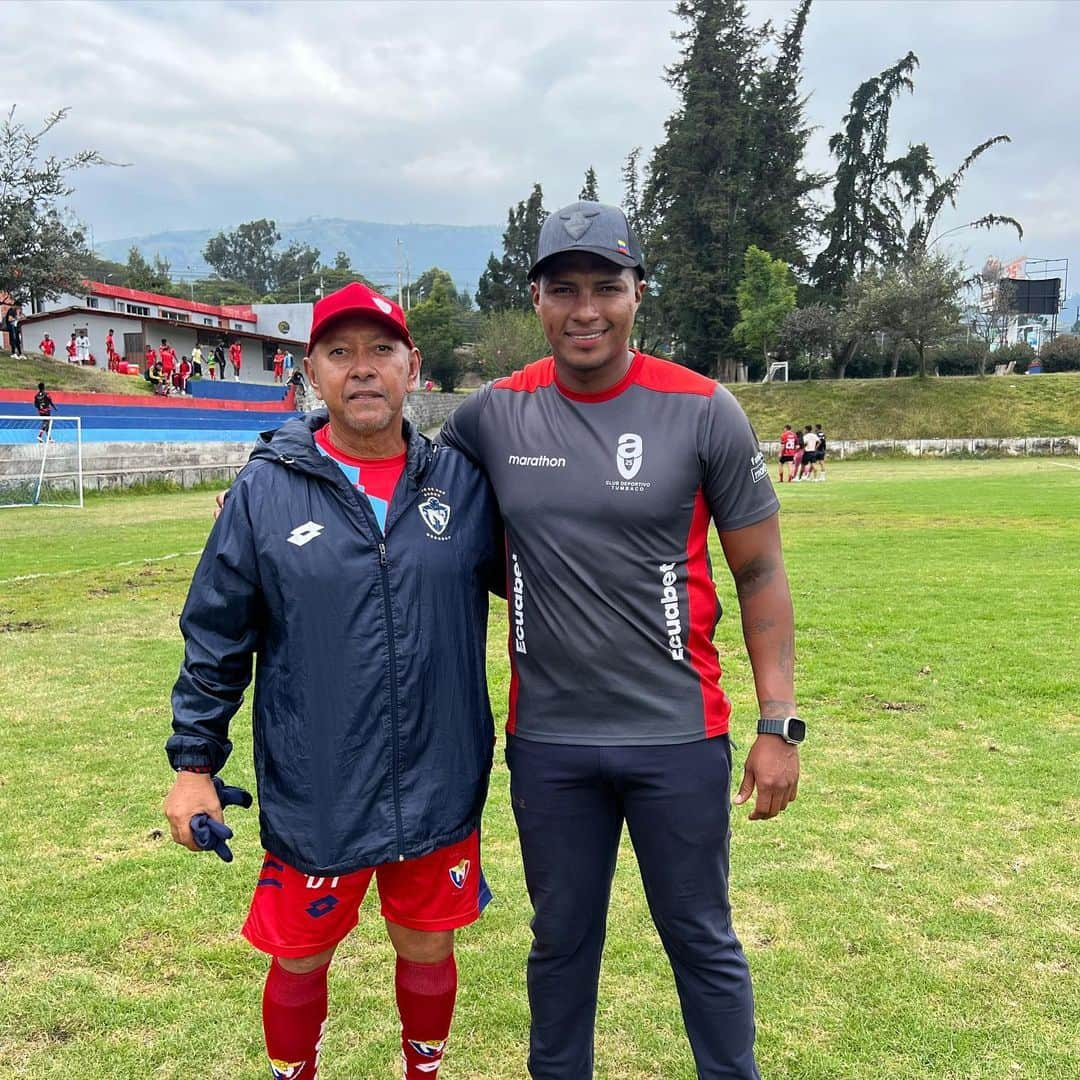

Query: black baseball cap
529,201,645,280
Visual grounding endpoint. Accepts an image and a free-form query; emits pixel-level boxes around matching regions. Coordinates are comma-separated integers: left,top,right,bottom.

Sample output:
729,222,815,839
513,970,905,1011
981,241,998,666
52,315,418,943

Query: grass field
0,459,1077,1079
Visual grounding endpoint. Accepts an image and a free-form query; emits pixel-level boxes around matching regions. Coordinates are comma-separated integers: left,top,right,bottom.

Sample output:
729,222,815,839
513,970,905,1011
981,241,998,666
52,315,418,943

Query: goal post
0,415,84,508
762,361,789,383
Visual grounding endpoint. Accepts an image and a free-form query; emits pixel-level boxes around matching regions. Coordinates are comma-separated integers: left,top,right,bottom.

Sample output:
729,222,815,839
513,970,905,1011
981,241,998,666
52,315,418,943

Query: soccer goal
762,361,789,383
0,416,84,508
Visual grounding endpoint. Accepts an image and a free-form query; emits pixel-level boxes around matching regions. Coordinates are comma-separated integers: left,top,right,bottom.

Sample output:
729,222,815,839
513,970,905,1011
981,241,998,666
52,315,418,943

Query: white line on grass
1047,461,1080,471
0,550,203,586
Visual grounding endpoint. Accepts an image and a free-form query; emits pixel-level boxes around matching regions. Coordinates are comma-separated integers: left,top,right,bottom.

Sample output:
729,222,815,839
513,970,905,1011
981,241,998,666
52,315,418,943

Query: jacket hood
251,411,435,484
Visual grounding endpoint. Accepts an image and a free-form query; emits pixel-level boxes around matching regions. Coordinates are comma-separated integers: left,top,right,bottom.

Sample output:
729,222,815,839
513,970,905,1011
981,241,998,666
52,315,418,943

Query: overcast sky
4,0,1078,298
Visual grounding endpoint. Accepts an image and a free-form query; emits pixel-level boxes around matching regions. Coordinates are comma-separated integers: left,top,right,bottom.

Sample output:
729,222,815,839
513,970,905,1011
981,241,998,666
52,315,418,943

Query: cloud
1,0,1076,287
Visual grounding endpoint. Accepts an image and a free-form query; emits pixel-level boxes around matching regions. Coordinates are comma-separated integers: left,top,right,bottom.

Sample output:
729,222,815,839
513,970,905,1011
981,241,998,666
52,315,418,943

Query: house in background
22,282,309,383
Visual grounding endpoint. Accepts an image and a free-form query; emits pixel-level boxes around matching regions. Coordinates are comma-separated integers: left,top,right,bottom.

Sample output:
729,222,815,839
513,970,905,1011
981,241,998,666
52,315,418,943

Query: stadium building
21,282,310,385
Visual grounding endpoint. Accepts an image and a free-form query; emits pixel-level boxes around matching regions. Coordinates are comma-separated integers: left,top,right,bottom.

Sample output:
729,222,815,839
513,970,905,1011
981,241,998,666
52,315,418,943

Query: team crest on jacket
418,488,452,540
449,858,470,888
268,1058,306,1079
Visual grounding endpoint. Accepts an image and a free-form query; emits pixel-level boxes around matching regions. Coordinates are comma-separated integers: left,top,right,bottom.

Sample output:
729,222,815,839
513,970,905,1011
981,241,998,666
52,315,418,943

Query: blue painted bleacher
188,381,292,403
0,401,300,444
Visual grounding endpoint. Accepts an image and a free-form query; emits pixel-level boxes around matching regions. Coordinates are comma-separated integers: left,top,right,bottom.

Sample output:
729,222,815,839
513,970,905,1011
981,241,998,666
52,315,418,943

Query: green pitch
0,459,1076,1079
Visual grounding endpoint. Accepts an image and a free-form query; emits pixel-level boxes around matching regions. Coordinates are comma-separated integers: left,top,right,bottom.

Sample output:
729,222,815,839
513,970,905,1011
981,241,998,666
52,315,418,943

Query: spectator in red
105,329,117,368
67,334,79,363
229,340,242,381
177,355,192,393
145,343,158,371
160,339,176,377
39,334,56,357
272,347,285,382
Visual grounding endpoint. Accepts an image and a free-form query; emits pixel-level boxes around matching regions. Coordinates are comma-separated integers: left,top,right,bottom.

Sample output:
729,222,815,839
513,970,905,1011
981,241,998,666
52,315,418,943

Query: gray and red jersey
440,351,779,746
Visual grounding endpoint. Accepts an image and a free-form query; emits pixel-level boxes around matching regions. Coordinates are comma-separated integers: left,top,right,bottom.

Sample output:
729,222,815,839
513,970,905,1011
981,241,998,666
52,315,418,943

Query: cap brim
529,246,642,280
307,308,414,355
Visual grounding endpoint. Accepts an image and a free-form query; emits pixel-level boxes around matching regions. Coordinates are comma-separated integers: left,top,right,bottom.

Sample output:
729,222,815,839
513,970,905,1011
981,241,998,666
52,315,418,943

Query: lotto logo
287,520,325,547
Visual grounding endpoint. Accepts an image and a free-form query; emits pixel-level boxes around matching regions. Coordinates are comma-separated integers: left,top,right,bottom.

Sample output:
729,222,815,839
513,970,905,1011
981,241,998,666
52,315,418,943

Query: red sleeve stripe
685,488,731,737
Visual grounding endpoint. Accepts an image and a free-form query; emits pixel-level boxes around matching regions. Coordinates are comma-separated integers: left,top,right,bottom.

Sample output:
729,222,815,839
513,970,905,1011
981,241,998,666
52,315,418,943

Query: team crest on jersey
408,1038,447,1057
418,488,452,540
448,858,470,888
616,432,644,480
268,1058,306,1079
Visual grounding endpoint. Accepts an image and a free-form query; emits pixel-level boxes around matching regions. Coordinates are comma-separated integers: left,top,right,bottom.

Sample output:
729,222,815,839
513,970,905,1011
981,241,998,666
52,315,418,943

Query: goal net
0,415,84,508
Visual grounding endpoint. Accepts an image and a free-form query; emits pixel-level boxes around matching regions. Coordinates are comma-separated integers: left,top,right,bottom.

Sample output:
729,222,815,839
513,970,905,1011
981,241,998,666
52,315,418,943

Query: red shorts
241,832,488,958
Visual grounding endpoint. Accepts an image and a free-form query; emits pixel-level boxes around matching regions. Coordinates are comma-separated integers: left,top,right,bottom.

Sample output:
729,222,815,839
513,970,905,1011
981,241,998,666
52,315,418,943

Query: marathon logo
508,453,567,468
659,562,685,661
512,554,527,654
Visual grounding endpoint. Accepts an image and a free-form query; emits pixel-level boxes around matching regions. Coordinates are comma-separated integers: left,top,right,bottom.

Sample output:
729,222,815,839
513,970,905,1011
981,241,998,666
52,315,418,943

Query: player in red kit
778,424,798,482
39,334,56,357
229,340,242,380
273,348,286,382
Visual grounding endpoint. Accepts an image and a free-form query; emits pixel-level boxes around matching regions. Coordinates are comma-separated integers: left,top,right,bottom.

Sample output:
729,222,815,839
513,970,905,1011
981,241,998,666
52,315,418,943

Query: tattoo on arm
732,553,777,600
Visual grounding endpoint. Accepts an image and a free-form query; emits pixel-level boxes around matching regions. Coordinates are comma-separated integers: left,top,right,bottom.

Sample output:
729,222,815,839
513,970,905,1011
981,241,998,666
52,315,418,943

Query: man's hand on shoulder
733,735,799,820
164,771,222,850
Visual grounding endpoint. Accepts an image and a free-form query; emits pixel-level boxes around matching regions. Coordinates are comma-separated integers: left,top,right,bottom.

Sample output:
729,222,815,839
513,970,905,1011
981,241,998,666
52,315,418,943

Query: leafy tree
273,241,321,295
732,246,797,364
646,0,772,379
846,252,965,377
777,304,843,378
203,218,281,295
476,183,546,314
475,309,551,379
0,106,114,304
1039,334,1080,373
578,166,599,202
409,277,464,391
333,250,350,271
191,278,258,306
411,266,455,305
126,246,176,294
744,0,823,271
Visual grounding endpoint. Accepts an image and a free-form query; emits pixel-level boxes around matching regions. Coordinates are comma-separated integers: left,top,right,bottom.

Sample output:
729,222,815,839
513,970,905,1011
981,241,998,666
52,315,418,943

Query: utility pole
297,277,302,304
396,238,403,306
405,256,411,310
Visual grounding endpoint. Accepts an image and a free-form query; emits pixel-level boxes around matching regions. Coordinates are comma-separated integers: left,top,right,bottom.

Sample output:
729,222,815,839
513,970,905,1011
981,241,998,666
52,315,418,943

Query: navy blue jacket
167,414,499,876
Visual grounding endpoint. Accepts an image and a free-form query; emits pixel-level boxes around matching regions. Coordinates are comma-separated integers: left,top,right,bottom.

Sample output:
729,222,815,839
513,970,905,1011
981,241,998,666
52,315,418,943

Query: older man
440,202,802,1079
165,283,500,1080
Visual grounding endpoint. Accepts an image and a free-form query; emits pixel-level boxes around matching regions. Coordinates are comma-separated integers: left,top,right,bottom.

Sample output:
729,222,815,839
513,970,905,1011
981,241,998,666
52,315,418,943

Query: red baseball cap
307,282,415,354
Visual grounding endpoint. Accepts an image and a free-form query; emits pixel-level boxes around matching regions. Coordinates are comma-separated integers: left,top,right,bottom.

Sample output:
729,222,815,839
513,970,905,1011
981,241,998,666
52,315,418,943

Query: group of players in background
779,422,827,482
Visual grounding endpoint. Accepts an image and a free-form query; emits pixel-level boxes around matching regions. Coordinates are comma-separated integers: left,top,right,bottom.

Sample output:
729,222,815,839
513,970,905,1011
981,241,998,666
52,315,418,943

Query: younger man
229,339,242,380
165,282,500,1080
39,334,56,357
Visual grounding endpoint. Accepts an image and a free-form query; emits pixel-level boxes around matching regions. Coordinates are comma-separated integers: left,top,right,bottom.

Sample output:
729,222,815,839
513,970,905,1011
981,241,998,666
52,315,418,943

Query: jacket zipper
378,541,407,861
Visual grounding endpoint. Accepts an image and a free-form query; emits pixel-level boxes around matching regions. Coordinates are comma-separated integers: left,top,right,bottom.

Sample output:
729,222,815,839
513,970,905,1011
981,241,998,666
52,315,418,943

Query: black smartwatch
757,716,806,745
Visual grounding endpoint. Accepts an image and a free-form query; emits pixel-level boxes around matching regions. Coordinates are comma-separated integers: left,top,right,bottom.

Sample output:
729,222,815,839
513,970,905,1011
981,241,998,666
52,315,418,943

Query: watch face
787,717,806,742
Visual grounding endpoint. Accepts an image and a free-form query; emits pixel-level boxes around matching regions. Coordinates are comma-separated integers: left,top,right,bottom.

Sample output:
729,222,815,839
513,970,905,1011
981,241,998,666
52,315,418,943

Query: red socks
262,958,330,1079
260,952,457,1079
396,954,458,1078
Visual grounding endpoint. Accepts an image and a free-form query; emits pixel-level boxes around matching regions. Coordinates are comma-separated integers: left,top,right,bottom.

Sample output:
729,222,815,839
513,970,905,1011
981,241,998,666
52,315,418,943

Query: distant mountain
97,217,504,297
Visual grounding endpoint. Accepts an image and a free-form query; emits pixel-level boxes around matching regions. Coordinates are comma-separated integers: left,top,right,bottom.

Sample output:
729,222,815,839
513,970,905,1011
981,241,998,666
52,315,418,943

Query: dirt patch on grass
0,618,46,632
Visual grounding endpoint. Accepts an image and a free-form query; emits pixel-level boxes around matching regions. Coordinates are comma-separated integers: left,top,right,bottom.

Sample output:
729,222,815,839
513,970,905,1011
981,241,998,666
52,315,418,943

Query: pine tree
476,183,547,313
578,166,599,201
810,53,921,299
646,0,770,379
744,0,822,270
